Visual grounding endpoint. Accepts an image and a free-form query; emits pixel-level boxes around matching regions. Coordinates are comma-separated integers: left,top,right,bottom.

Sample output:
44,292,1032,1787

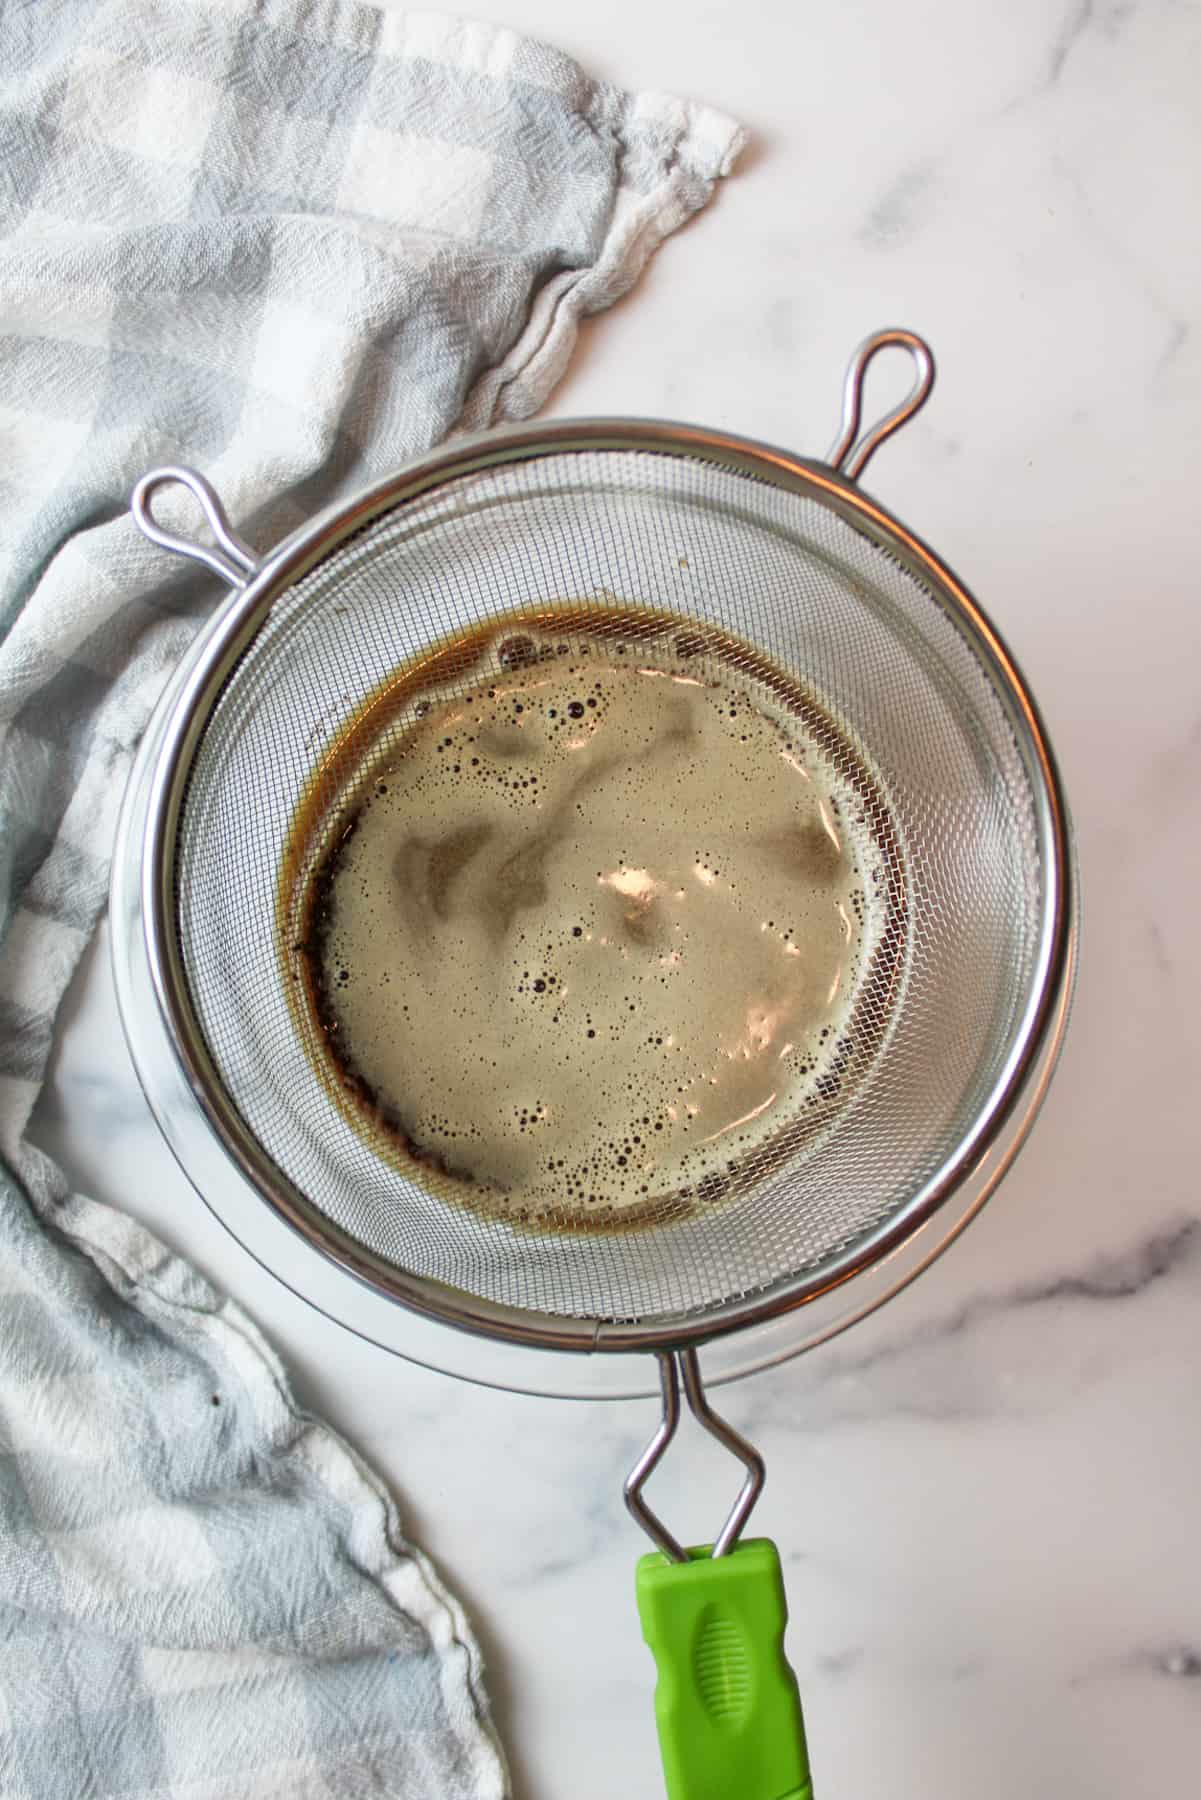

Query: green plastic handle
636,1538,812,1800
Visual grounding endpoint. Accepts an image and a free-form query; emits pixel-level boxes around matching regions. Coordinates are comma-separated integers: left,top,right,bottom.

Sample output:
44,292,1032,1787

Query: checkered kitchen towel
0,4,743,1792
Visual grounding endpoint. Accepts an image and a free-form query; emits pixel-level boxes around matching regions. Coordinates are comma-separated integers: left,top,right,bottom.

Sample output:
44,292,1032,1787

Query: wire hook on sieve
826,327,935,483
131,465,260,590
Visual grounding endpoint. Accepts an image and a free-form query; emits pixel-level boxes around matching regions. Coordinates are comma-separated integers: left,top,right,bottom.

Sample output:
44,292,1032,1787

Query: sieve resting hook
624,1349,765,1563
130,466,259,589
826,328,935,484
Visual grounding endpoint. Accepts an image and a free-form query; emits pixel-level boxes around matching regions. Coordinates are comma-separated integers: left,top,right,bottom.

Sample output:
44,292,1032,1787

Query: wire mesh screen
173,447,1044,1327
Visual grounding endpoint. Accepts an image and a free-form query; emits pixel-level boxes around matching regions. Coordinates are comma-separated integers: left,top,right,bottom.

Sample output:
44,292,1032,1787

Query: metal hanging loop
130,466,259,589
825,327,935,484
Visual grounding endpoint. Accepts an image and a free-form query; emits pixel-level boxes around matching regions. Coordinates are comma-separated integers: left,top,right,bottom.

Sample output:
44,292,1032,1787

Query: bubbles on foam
298,618,898,1226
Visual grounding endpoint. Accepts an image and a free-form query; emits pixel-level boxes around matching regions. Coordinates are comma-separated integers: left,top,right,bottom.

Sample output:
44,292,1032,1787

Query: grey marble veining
24,0,1201,1795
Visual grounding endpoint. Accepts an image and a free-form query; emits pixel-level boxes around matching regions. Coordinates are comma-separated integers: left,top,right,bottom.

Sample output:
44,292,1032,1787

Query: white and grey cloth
0,4,743,1793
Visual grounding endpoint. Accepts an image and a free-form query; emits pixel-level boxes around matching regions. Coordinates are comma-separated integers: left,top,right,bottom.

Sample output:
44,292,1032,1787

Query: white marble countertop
29,2,1201,1795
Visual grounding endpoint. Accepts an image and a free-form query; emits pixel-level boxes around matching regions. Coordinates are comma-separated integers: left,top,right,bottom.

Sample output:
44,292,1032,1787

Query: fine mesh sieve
132,332,1071,1355
129,331,1075,1800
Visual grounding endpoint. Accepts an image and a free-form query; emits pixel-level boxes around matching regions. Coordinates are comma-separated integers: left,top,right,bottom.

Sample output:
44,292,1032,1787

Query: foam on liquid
301,623,889,1226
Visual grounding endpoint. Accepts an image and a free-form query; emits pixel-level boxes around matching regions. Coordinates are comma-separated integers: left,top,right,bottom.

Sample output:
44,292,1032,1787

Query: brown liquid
279,609,907,1231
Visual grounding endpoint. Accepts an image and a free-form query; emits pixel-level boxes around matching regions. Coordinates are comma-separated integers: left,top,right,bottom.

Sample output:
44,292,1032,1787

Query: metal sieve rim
135,405,1076,1356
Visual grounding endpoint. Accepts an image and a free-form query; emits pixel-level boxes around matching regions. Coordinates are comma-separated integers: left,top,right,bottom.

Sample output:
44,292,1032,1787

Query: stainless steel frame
127,331,1077,1364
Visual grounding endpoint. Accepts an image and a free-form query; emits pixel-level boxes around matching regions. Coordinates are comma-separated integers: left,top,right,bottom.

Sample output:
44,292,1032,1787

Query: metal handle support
624,1348,766,1563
